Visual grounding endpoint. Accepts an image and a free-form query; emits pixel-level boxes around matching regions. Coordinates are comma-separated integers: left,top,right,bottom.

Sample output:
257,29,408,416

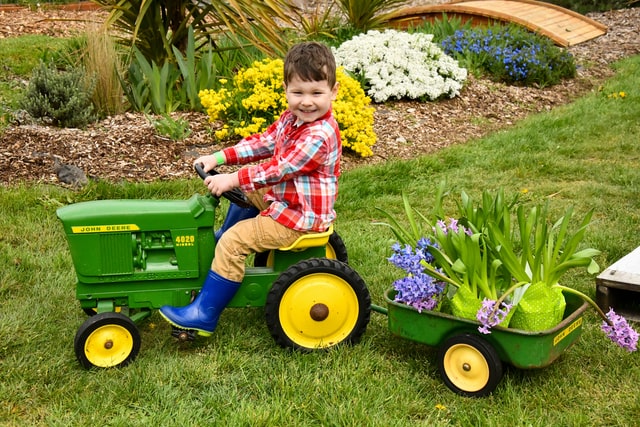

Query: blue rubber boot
159,270,241,336
215,203,259,241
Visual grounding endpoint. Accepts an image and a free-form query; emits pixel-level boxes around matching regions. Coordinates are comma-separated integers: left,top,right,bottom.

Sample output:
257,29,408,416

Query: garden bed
0,6,639,186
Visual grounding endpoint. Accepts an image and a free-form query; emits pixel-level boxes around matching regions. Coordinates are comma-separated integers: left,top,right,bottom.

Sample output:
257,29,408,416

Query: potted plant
377,184,638,351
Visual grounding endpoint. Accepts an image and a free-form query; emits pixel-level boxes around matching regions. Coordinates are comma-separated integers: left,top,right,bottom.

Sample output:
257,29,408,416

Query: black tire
325,231,349,264
437,334,503,397
254,230,349,267
74,312,141,369
265,258,370,350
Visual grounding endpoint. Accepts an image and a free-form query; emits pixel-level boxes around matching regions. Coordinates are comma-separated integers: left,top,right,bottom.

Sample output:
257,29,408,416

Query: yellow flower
199,61,377,158
214,128,229,140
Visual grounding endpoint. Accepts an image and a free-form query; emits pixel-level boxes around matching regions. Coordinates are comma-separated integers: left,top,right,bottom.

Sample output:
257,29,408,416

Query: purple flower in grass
601,308,638,352
476,298,513,334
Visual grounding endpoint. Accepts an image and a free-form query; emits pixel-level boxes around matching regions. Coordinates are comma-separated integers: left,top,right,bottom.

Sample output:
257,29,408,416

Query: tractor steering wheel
194,163,254,208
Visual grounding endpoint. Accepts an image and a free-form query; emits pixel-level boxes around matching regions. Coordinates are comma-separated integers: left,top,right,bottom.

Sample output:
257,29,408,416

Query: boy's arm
238,127,335,191
195,113,285,173
222,118,281,165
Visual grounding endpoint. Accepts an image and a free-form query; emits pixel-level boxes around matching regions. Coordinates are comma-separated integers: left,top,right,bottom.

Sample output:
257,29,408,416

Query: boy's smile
284,75,338,123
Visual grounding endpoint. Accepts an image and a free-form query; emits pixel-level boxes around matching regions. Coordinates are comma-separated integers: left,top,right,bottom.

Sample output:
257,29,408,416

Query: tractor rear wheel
265,258,370,350
74,312,141,369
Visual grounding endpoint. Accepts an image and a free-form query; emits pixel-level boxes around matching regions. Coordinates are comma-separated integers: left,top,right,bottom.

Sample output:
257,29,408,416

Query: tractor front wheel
265,258,370,350
74,312,141,369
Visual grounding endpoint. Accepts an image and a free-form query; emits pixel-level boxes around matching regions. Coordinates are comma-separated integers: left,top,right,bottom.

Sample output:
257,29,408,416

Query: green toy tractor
57,167,371,369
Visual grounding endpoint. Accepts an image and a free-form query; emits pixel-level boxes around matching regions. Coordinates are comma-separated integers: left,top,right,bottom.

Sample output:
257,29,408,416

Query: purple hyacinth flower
476,298,512,335
601,308,638,352
389,240,446,313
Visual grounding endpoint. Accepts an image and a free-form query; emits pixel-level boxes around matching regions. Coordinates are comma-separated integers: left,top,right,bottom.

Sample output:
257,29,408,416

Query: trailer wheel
437,334,503,397
254,230,349,267
74,312,141,369
265,258,370,350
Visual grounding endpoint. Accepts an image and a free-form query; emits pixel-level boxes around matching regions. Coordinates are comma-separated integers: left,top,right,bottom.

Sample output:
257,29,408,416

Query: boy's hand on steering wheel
204,172,240,197
193,155,218,173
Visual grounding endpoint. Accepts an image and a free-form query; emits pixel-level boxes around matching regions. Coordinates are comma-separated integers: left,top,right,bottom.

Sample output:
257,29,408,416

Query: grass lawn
0,53,639,425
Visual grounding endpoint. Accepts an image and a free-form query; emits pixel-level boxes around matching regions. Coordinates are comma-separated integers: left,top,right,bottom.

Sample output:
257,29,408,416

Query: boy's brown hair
283,42,337,88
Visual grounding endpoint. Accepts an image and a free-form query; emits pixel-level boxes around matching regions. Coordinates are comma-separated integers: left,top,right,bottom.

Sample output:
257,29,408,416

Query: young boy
160,41,341,336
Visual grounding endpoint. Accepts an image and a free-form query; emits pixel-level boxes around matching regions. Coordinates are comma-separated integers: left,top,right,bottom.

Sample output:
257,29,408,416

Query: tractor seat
279,225,333,251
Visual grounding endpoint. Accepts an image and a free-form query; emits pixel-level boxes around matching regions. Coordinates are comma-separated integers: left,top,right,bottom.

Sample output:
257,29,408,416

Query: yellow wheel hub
84,324,134,368
443,343,490,392
279,272,359,348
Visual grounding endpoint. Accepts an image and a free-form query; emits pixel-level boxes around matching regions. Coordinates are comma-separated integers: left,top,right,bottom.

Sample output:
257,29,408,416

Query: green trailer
377,289,589,397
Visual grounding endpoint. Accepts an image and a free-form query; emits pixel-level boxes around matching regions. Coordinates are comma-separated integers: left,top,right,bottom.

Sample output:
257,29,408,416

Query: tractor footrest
171,327,197,342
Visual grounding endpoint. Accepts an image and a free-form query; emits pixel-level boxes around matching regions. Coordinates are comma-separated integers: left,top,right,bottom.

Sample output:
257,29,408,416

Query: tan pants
212,187,305,282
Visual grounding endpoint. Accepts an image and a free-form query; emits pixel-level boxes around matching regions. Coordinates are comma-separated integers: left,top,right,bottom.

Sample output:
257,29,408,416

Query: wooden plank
595,246,640,320
547,22,605,36
385,0,607,46
453,0,608,32
516,8,565,19
478,2,532,12
538,15,579,28
452,0,607,30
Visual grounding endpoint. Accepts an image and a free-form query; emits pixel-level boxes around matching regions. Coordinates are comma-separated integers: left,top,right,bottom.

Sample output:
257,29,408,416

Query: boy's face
283,74,338,124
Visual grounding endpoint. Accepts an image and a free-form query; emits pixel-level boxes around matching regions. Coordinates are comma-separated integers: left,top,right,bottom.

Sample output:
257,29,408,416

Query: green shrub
93,0,296,66
410,13,473,42
335,0,409,32
20,61,95,128
123,29,259,115
546,0,631,14
125,48,182,115
148,114,192,141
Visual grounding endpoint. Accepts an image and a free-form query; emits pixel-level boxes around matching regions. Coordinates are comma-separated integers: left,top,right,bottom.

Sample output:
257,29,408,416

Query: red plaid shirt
221,109,341,232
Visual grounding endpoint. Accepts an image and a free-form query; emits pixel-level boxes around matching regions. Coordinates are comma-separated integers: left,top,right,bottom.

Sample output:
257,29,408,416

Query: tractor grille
100,233,133,275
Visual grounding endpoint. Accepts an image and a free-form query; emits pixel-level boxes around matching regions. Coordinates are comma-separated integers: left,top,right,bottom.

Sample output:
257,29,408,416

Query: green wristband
213,151,225,165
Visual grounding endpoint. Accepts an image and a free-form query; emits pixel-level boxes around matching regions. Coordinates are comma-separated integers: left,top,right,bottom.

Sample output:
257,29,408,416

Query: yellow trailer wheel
438,334,503,397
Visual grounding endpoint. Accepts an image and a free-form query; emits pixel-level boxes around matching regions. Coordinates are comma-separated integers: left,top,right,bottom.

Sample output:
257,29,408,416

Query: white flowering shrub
332,29,468,103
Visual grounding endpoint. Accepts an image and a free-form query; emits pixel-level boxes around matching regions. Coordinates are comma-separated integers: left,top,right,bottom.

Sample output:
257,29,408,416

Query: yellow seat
279,225,333,251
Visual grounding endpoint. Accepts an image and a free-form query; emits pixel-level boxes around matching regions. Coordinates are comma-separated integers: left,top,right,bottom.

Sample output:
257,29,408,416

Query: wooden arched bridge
386,0,607,46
